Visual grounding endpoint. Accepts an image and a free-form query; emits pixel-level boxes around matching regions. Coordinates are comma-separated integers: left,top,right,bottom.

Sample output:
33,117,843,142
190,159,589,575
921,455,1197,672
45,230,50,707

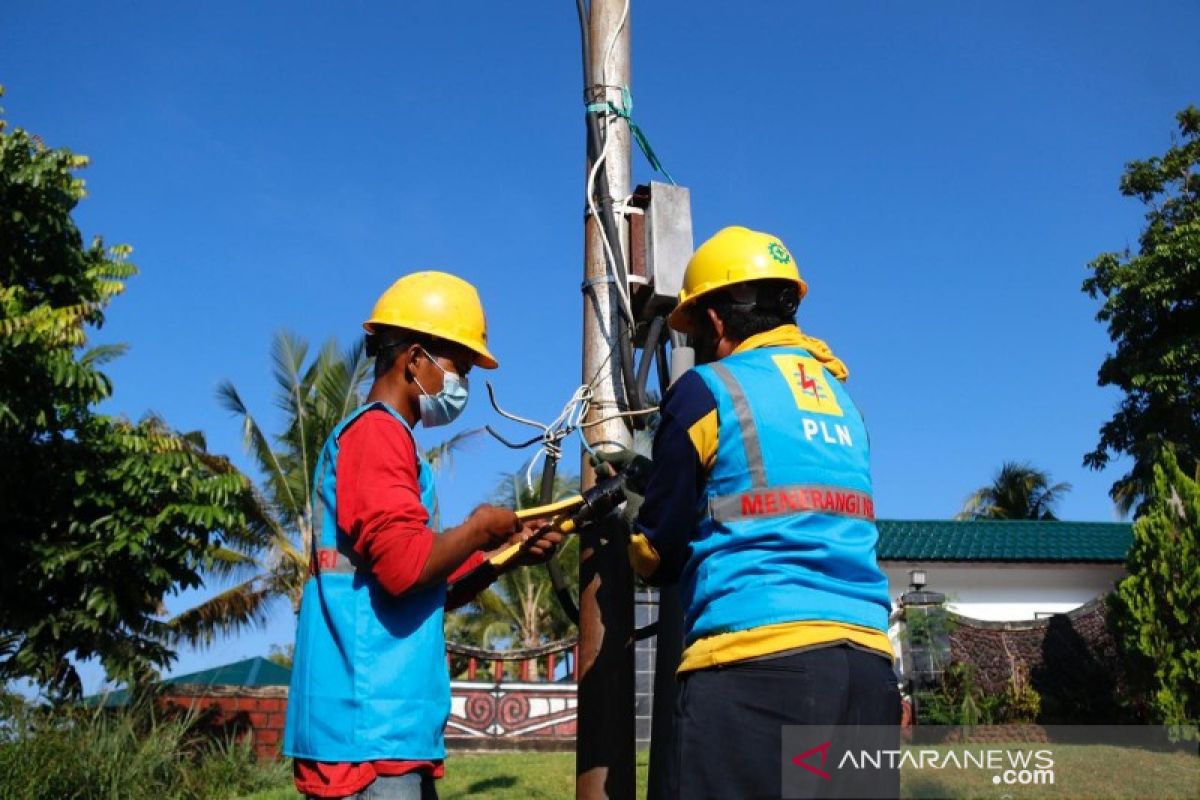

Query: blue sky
4,1,1197,693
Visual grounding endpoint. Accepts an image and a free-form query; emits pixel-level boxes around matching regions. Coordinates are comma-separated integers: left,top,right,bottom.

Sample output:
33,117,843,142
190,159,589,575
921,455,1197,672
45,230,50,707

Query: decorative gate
444,638,579,750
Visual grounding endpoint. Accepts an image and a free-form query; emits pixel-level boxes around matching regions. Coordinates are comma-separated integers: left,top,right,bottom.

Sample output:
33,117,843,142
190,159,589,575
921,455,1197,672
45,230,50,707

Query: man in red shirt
284,272,561,799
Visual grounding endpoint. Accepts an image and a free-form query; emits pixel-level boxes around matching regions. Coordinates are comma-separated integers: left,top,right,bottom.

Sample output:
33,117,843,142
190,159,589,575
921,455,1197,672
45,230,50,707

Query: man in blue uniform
285,272,562,799
620,227,900,799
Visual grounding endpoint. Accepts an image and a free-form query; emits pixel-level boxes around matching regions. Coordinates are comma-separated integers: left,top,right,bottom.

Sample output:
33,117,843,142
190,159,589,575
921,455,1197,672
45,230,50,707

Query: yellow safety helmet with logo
667,226,808,334
364,271,499,369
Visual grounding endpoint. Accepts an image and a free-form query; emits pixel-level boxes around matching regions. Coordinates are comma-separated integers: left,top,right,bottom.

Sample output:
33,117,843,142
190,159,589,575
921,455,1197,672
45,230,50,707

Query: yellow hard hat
363,271,499,369
667,226,808,333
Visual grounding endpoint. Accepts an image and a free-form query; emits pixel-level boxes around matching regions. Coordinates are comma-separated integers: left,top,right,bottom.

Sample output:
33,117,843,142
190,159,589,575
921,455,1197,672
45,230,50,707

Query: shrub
0,695,287,800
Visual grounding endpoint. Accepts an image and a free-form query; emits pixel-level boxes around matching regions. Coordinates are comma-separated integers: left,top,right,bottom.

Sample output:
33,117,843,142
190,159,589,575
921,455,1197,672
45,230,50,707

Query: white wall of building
880,561,1126,622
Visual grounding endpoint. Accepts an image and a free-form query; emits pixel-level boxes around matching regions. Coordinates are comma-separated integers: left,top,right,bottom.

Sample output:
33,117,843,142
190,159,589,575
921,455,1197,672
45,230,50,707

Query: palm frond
223,481,292,555
270,330,314,521
263,551,310,613
79,343,129,367
958,461,1071,520
473,586,521,626
269,330,311,413
201,546,263,583
314,337,370,438
166,578,275,647
216,379,303,521
423,427,485,476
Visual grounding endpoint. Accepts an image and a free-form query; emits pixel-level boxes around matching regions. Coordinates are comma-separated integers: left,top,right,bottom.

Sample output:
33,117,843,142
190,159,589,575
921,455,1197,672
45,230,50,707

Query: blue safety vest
283,402,449,762
684,346,892,645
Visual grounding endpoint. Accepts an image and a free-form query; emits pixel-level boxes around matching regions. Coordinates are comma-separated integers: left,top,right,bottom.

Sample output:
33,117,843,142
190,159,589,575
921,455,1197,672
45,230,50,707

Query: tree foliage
1083,106,1200,512
956,461,1071,520
1114,448,1200,731
0,90,265,698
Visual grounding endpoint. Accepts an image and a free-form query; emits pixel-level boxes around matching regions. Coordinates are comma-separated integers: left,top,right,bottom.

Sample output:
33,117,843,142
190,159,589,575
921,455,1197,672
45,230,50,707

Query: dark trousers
673,644,901,800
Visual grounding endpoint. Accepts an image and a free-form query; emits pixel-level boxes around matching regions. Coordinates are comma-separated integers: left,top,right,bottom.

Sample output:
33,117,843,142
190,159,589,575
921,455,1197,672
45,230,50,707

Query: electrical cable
655,332,671,396
535,448,580,625
634,315,665,409
587,0,635,321
575,0,644,423
579,405,659,429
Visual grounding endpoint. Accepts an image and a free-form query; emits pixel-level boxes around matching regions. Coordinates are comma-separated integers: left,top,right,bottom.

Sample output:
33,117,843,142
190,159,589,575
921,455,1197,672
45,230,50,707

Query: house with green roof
84,657,292,760
875,519,1132,622
85,656,291,708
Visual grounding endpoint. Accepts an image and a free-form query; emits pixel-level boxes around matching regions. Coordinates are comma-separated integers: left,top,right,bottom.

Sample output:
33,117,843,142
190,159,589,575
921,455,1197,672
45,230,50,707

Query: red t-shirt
294,409,487,798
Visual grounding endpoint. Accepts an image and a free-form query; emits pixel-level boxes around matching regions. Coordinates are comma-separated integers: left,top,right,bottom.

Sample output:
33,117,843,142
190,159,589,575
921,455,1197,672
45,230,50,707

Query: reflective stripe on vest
709,362,768,490
708,484,876,523
310,547,359,574
684,348,891,644
307,496,361,574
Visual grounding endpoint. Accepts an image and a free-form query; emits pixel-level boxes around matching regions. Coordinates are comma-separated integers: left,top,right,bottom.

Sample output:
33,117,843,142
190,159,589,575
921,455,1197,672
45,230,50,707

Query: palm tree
169,330,481,646
956,461,1072,521
445,467,581,658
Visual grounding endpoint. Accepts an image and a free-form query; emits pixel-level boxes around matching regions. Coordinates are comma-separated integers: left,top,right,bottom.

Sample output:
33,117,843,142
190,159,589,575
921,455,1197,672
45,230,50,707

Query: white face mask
413,348,469,427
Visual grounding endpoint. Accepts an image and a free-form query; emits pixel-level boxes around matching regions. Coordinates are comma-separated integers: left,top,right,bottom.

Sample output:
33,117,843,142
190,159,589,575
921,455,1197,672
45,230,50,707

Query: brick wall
158,681,583,759
158,685,288,761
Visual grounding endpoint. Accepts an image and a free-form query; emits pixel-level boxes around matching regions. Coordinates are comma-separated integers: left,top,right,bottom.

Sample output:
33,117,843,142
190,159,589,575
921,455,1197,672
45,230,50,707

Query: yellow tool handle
488,516,579,569
515,495,584,521
488,541,525,569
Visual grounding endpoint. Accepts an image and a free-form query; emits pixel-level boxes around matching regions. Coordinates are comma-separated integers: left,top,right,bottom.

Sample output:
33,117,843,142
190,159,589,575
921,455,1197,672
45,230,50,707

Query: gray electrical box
629,182,693,328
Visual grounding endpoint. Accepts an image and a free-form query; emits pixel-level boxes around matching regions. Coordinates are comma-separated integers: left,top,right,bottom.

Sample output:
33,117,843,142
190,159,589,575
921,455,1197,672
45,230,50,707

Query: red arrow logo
792,740,832,780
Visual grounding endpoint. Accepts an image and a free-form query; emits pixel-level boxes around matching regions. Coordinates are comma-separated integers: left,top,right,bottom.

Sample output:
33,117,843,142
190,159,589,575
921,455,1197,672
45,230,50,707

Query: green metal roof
84,657,290,707
160,656,291,688
876,519,1132,563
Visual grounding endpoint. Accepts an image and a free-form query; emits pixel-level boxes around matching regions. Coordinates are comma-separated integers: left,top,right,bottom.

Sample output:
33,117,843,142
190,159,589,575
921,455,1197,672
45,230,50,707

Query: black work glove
589,448,652,525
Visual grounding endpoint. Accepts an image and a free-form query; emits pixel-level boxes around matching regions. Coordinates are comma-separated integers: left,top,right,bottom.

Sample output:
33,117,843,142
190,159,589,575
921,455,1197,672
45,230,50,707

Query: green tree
0,90,266,698
1114,448,1200,731
170,331,482,644
267,643,294,670
957,461,1072,520
1083,106,1200,513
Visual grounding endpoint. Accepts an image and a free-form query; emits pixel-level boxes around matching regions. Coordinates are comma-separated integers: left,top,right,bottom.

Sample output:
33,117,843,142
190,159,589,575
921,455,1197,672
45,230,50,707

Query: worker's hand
590,447,638,478
466,504,522,550
506,522,565,569
589,448,652,525
589,448,652,492
619,486,645,527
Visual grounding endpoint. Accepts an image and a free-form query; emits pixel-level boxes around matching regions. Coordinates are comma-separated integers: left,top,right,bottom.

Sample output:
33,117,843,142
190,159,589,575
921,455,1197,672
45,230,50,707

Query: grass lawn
899,744,1197,799
240,751,648,799
242,744,1196,799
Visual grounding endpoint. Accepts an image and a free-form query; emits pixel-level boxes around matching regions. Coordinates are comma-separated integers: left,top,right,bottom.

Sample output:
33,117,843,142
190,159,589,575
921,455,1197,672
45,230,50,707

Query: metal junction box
628,182,692,338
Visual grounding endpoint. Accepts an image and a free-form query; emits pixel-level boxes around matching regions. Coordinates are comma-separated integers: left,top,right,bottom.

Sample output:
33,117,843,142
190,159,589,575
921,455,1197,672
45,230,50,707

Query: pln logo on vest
772,355,843,417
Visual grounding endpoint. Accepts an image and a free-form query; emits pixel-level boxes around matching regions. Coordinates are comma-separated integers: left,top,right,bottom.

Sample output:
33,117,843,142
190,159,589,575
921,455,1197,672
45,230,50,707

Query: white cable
518,383,597,489
613,193,644,216
586,128,635,322
585,0,636,324
602,0,631,86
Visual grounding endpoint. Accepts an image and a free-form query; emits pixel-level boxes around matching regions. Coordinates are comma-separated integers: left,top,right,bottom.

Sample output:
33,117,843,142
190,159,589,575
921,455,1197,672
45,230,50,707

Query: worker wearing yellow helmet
606,227,900,797
284,271,562,799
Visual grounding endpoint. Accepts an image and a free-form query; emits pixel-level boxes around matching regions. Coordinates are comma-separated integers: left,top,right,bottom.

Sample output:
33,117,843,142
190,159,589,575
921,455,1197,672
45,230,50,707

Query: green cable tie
585,87,676,185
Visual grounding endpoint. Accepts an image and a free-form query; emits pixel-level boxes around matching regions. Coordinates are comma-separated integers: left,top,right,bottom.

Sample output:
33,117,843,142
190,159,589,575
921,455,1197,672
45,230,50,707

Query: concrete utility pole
578,0,635,797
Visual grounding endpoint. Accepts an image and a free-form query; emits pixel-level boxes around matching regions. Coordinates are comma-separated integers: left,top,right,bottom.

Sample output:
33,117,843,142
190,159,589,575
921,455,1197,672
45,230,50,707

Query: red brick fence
159,685,288,761
161,639,581,759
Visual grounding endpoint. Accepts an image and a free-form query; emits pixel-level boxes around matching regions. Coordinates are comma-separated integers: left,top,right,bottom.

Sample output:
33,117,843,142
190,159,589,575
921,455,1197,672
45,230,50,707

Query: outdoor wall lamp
908,569,927,591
